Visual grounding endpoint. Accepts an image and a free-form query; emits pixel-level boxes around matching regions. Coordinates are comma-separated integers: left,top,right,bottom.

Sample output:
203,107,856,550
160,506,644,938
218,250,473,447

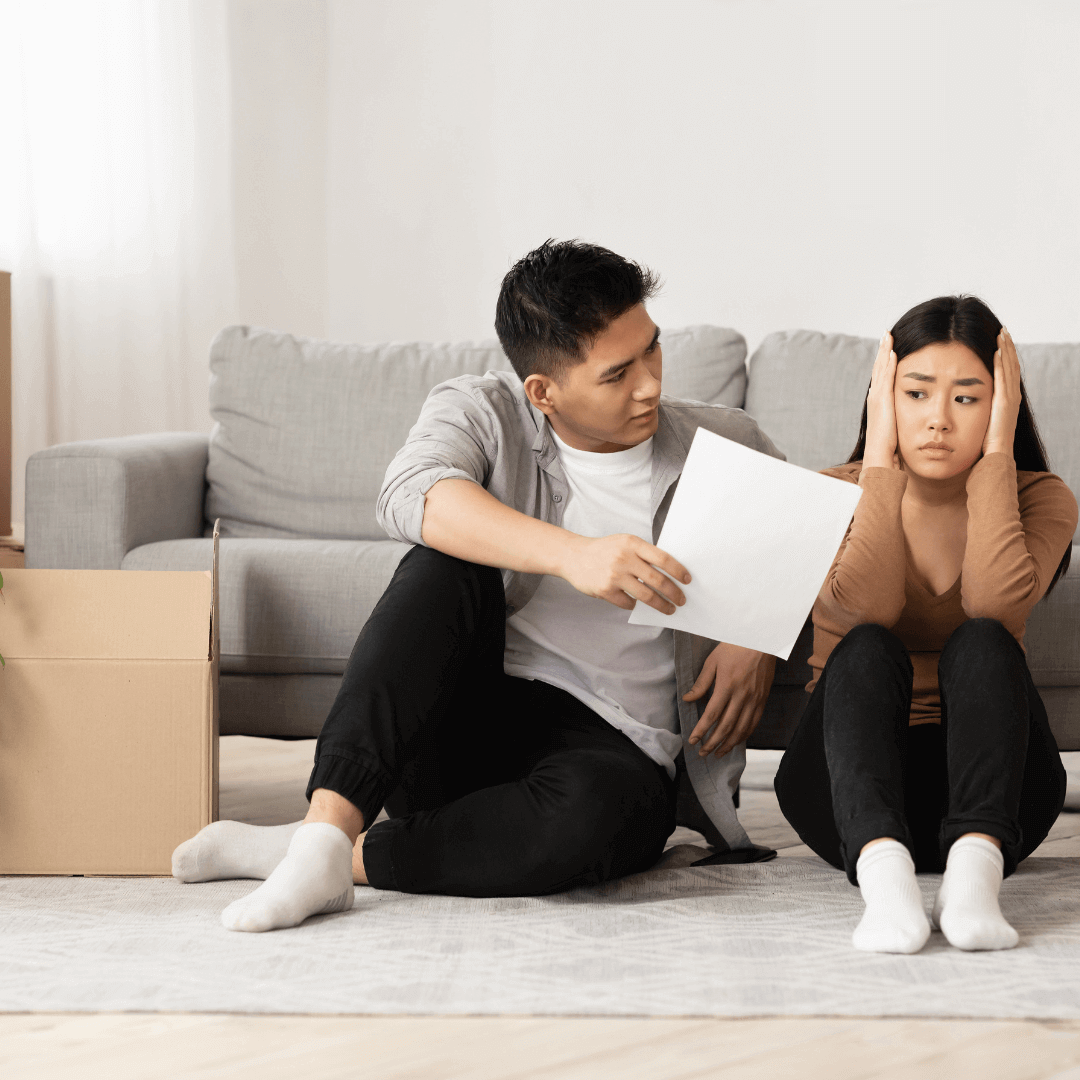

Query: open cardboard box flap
0,525,220,875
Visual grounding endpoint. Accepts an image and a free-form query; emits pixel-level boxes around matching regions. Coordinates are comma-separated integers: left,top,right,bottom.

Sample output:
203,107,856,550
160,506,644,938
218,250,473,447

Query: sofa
25,324,1080,750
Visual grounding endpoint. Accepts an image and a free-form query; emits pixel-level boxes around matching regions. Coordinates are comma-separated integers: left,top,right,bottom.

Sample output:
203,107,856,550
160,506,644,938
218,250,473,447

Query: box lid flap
0,569,212,660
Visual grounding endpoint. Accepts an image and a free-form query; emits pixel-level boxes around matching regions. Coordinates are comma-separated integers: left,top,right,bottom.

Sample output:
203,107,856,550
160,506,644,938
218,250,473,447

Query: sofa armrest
25,432,210,569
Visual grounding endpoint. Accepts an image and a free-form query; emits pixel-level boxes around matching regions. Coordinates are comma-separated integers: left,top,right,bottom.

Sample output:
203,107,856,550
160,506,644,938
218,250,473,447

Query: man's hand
422,482,690,613
560,534,691,614
684,643,776,758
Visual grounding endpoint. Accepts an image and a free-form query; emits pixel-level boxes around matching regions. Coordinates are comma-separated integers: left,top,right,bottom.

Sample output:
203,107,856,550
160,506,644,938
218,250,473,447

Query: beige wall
228,0,328,339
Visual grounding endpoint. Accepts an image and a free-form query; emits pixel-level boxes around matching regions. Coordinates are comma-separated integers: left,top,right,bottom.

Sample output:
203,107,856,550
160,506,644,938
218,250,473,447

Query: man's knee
387,545,505,619
398,545,502,593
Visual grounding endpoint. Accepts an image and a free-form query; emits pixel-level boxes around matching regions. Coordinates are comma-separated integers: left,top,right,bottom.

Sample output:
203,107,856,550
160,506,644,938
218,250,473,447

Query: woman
774,295,1077,954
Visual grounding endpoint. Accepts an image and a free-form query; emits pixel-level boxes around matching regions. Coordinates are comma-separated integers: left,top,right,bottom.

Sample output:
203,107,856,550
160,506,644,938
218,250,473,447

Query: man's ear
524,373,557,415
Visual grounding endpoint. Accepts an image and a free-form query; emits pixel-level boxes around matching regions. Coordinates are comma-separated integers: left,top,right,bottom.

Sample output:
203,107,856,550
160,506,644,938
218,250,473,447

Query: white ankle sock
852,840,930,954
220,822,354,933
932,836,1018,951
172,820,303,882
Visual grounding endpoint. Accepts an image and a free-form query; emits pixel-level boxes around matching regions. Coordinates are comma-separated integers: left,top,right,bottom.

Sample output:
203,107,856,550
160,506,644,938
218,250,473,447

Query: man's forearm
421,477,579,577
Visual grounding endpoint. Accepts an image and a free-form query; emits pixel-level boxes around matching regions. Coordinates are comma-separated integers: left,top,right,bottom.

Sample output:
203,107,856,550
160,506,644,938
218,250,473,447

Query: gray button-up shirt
377,369,784,850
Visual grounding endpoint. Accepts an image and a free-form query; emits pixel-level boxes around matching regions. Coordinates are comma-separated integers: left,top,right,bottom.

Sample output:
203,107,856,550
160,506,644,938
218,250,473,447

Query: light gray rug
2,852,1079,1019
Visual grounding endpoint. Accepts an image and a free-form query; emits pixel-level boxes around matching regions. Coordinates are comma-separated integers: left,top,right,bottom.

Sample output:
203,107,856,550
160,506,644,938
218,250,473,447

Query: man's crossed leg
175,548,676,930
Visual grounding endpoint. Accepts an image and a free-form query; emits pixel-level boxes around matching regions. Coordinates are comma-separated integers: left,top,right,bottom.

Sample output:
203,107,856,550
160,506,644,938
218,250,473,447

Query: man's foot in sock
933,835,1018,951
851,839,930,954
172,820,302,882
221,822,354,932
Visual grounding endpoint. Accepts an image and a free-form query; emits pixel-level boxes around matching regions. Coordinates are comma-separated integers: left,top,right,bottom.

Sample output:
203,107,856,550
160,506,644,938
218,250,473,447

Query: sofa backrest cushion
1017,344,1080,542
205,324,747,540
745,332,1080,541
744,331,876,473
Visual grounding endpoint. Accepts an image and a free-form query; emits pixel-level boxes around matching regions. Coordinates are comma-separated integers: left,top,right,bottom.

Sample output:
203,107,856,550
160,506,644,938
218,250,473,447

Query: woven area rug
2,851,1079,1019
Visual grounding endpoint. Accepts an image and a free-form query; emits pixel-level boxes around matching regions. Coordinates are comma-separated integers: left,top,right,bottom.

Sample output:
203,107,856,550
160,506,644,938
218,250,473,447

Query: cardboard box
0,270,11,536
0,531,219,875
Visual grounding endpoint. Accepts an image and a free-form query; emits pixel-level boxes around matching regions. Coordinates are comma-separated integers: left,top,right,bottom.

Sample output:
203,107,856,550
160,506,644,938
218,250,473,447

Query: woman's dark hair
847,294,1070,597
495,239,660,383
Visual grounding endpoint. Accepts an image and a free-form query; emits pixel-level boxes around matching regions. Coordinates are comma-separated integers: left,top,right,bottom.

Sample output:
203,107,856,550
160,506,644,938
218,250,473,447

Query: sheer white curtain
0,0,237,522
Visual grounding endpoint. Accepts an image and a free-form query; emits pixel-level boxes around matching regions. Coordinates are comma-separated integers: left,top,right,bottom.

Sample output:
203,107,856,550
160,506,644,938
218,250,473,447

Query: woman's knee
828,623,910,674
939,618,1026,686
941,617,1016,660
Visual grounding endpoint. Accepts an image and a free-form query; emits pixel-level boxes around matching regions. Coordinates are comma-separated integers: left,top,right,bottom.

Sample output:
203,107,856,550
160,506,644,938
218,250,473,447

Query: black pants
774,620,1066,884
306,546,676,897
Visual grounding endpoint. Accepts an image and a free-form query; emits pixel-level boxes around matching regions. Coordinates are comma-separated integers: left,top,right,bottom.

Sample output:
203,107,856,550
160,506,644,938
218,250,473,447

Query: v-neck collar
905,553,962,604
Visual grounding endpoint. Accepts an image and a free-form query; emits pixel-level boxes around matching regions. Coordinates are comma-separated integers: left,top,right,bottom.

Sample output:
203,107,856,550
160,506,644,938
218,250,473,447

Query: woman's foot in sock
851,840,930,954
221,822,354,932
172,820,302,882
933,835,1018,951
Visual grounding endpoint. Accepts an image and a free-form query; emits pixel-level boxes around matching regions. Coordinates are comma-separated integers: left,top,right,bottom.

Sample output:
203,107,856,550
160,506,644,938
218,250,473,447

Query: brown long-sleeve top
808,452,1078,724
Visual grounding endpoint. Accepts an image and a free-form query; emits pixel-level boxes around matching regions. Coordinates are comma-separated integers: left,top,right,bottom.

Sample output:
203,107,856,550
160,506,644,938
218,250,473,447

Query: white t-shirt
503,430,681,776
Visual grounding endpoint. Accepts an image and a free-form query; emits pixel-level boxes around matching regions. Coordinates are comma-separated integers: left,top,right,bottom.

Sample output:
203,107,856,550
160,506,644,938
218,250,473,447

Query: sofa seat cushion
205,324,748,542
122,538,410,674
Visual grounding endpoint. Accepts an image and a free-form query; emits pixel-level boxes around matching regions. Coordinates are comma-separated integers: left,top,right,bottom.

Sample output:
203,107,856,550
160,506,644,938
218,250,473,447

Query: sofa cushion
745,332,1080,541
1025,545,1080,686
205,324,746,540
652,325,747,407
1016,344,1080,542
122,537,410,674
744,330,876,473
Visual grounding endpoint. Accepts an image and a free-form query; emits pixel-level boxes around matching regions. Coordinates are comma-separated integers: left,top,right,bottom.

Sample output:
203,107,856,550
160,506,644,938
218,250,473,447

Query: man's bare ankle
352,832,368,886
305,788,365,845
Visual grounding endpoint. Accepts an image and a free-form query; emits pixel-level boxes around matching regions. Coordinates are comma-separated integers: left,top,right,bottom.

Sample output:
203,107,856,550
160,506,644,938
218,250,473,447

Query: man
174,240,783,931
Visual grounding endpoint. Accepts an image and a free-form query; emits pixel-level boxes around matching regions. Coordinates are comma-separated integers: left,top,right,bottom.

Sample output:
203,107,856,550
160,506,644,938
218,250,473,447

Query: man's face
524,304,662,453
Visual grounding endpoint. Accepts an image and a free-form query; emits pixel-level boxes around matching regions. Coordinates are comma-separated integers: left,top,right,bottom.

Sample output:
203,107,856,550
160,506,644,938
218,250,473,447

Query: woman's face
894,340,993,481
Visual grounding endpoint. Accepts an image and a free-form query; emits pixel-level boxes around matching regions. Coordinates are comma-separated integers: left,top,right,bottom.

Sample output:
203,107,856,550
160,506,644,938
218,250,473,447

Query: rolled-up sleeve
376,380,501,545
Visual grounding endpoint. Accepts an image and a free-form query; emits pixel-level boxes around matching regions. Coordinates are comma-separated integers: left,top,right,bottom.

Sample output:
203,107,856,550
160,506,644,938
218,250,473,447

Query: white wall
228,0,328,338
323,0,1080,356
7,1,1078,523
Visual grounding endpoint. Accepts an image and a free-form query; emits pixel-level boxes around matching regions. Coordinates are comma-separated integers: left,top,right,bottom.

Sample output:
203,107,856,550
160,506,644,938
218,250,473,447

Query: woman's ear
524,373,557,415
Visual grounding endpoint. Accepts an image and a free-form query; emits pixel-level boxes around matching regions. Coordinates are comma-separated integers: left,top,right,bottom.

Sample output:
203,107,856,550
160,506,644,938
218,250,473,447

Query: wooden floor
5,1013,1080,1080
3,737,1079,1080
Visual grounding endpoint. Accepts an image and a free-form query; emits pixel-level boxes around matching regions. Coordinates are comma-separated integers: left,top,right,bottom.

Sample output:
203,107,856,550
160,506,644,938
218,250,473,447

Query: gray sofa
25,325,1080,750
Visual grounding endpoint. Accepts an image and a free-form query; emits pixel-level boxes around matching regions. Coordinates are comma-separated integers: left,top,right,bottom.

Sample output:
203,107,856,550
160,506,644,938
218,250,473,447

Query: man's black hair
494,239,661,382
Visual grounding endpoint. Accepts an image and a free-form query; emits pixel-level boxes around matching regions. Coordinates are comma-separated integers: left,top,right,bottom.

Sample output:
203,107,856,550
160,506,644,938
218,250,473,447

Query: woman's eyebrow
900,372,986,386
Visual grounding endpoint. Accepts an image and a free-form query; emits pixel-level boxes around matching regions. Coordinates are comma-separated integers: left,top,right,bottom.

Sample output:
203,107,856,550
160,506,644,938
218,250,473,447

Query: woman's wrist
862,447,898,470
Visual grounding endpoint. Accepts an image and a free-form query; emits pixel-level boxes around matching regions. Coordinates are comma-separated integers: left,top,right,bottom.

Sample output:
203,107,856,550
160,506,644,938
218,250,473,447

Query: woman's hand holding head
863,332,901,469
893,339,992,482
983,328,1022,459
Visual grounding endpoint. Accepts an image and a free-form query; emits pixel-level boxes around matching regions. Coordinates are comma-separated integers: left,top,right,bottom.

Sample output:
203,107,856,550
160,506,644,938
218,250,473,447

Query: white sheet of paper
628,428,862,659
